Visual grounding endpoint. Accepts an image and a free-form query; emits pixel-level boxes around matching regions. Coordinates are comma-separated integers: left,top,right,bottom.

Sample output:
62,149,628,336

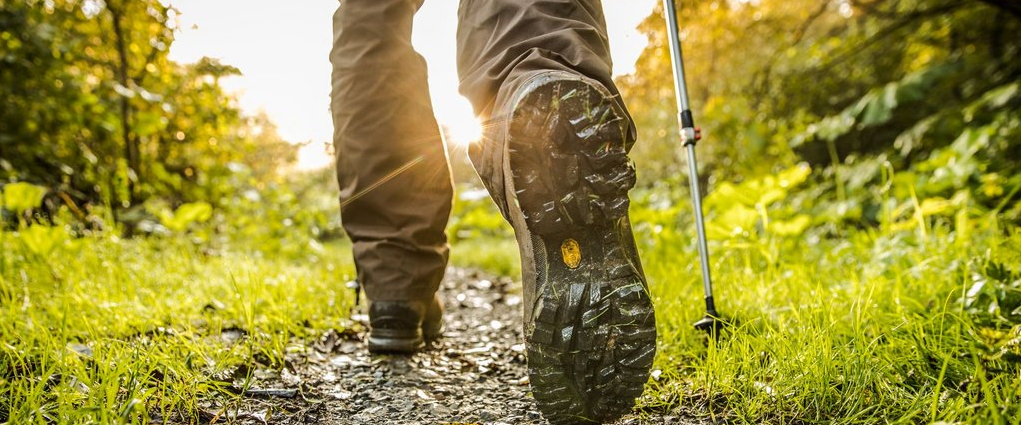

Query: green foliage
704,164,813,239
0,0,298,217
156,201,211,233
2,0,1020,423
800,61,962,143
448,189,513,242
1,182,47,215
616,0,830,182
617,0,1021,227
963,260,1021,328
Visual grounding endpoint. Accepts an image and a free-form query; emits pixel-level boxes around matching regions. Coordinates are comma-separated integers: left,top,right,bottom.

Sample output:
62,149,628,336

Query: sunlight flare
443,114,484,148
296,142,334,171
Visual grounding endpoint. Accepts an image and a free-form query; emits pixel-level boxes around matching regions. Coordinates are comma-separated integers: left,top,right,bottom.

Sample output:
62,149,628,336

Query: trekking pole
662,0,725,333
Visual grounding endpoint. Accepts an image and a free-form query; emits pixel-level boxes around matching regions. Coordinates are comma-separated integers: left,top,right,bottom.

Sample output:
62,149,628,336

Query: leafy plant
963,260,1021,328
704,164,813,239
0,0,298,214
0,182,46,215
156,202,212,233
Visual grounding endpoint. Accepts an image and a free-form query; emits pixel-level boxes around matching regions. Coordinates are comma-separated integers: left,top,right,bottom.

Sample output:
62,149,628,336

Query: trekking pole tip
693,312,725,334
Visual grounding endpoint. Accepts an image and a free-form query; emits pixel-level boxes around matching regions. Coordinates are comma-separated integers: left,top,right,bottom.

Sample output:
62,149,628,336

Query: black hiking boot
470,70,657,424
367,294,443,353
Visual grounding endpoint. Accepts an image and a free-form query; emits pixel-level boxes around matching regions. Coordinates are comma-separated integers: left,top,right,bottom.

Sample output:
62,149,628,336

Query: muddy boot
471,70,657,424
367,294,444,353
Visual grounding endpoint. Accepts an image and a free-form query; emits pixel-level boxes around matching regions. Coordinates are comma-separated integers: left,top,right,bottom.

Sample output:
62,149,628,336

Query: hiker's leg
455,0,631,122
453,0,636,224
453,2,655,422
331,0,453,302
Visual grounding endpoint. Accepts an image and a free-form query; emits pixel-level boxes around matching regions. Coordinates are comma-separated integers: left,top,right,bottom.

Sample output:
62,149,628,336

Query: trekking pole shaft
663,0,691,120
663,0,717,313
685,144,715,312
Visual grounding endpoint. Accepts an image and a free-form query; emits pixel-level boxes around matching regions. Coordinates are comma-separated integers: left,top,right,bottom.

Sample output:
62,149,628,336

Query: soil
181,268,703,425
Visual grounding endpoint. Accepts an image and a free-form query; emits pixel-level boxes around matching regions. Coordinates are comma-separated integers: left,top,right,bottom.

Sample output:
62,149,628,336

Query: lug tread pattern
508,81,636,236
527,278,656,424
507,78,656,424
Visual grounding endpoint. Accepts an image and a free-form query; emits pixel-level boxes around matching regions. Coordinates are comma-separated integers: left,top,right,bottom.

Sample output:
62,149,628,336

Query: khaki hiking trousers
330,0,626,301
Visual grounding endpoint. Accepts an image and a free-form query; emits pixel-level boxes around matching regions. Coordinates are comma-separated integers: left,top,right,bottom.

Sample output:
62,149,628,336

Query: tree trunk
107,2,140,206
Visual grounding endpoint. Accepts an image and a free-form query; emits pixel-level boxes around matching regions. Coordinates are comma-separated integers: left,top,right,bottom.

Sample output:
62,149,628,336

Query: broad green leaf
919,197,953,216
776,164,811,188
708,204,758,239
158,202,213,232
176,202,213,223
803,61,960,142
963,82,1019,119
893,115,937,155
706,182,758,209
1,182,47,214
757,188,787,207
769,215,811,236
860,83,897,127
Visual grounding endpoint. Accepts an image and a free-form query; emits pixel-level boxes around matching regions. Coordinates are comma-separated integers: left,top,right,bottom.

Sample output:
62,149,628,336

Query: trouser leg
331,0,453,302
455,0,631,122
454,0,635,219
454,3,655,421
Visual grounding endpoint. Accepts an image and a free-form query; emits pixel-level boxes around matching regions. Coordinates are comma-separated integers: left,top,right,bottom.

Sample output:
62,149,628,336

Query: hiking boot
471,70,657,424
367,294,443,353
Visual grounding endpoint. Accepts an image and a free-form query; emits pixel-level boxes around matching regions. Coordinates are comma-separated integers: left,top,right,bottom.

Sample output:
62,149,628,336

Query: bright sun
293,112,483,172
443,114,484,148
166,1,655,172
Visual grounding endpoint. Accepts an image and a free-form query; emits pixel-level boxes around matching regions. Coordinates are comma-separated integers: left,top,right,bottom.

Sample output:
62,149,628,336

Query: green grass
3,196,1020,424
0,232,355,423
449,237,521,278
634,214,1021,423
450,194,1021,423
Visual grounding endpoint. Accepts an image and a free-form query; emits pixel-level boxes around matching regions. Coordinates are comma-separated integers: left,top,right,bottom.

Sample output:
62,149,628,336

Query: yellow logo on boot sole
561,238,582,269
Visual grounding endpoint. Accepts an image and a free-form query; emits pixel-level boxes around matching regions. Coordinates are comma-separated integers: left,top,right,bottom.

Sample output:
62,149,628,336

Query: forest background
2,0,1020,423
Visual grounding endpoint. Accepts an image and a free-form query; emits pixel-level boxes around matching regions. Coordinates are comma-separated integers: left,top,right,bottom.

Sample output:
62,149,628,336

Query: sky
164,0,657,170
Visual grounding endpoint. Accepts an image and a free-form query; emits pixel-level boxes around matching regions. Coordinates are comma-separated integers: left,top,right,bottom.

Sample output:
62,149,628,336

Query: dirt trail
215,268,700,425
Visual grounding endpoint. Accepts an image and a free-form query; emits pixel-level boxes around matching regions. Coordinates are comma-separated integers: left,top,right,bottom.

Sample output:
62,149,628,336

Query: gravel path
207,268,701,425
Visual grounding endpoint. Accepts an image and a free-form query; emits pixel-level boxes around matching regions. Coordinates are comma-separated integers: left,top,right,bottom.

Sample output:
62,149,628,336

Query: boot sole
368,330,424,354
367,326,440,353
506,74,657,424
